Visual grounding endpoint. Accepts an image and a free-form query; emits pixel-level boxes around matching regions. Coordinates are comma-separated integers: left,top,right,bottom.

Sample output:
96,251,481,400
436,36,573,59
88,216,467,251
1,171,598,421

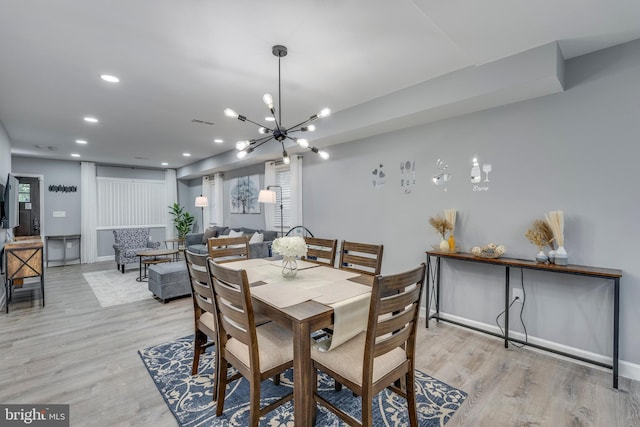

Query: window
274,164,291,228
96,177,166,228
18,183,30,203
206,176,217,225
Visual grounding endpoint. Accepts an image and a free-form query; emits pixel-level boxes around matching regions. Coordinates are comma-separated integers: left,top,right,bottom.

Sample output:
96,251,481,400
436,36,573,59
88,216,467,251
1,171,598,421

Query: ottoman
148,261,191,303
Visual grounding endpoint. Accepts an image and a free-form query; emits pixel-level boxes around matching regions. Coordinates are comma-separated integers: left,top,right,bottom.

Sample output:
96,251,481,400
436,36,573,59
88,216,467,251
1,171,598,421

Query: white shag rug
83,269,155,307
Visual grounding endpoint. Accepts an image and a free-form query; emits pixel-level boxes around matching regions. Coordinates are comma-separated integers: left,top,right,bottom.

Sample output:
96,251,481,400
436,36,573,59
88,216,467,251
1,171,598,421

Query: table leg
292,319,314,427
613,277,619,389
137,257,143,282
504,266,510,348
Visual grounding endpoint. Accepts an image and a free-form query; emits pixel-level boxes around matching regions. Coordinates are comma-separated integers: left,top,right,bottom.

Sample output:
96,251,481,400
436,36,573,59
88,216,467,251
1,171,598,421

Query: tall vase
282,255,298,279
554,246,568,266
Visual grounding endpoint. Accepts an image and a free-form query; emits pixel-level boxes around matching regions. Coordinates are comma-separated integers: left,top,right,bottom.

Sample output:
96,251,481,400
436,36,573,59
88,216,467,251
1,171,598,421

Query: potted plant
168,202,195,241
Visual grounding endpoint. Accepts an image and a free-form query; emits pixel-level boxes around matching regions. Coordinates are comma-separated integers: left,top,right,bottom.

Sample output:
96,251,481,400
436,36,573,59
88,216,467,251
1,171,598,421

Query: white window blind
96,177,166,228
275,165,291,228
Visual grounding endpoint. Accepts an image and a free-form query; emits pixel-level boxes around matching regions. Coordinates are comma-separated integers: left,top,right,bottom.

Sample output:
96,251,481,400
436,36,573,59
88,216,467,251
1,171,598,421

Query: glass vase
282,256,298,279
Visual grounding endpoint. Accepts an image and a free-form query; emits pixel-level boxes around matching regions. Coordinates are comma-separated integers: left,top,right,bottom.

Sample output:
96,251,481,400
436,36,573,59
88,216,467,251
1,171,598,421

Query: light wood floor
1,261,638,427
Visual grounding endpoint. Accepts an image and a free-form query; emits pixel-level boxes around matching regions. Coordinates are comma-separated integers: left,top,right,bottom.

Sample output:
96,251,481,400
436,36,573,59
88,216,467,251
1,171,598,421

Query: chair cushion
225,322,293,373
311,332,407,386
199,312,215,332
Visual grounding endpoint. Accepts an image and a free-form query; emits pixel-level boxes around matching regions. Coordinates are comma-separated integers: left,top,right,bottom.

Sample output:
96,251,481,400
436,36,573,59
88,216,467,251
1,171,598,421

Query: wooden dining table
224,258,374,427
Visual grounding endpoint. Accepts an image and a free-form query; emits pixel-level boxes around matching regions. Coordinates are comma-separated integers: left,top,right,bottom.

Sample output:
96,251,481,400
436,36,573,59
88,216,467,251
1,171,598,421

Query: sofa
185,226,277,259
112,228,161,273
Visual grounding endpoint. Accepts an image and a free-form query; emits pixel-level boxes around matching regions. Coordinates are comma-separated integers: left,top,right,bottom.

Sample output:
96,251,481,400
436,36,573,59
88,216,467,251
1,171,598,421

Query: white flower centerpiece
271,236,308,279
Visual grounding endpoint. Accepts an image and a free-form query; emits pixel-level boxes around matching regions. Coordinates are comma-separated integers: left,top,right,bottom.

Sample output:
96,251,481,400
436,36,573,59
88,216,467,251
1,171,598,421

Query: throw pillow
228,229,244,238
201,228,218,244
249,232,264,244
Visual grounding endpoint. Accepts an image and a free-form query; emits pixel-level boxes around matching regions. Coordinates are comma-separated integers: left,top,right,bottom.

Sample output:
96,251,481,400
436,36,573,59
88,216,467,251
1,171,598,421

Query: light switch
52,211,66,217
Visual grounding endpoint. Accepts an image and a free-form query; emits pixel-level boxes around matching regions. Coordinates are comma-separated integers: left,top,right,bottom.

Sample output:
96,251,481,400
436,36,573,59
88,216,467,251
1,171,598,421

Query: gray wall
179,162,268,233
302,39,640,369
10,159,168,260
12,156,82,265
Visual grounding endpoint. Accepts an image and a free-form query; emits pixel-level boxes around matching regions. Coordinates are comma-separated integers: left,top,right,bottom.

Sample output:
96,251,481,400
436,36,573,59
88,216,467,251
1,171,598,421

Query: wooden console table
46,234,81,267
4,236,45,313
425,250,622,389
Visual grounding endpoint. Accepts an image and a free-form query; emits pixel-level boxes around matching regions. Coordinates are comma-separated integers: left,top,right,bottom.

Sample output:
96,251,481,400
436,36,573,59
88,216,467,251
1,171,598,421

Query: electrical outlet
66,242,72,249
512,288,524,303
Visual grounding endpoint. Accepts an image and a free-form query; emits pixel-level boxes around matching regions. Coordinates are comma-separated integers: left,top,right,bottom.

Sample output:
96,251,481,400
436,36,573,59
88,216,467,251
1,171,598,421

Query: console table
4,236,45,313
46,234,81,267
425,250,622,389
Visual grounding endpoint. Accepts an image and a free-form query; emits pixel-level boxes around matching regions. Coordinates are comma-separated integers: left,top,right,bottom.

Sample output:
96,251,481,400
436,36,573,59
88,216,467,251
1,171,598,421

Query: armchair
112,228,160,273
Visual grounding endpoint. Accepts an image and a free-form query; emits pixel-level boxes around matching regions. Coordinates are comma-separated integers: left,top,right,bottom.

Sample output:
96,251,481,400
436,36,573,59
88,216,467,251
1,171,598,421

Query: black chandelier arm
235,114,269,129
251,136,275,150
285,115,319,133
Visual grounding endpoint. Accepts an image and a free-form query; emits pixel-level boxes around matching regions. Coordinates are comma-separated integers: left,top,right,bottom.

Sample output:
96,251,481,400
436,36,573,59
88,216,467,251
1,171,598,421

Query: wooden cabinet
4,235,44,313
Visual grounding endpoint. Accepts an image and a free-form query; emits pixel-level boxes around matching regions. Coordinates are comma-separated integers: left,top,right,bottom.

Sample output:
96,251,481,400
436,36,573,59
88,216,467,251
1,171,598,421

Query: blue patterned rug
139,335,467,426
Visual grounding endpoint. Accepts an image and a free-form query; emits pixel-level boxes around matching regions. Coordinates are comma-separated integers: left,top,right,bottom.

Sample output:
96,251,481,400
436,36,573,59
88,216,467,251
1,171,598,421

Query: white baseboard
420,307,640,382
97,255,115,263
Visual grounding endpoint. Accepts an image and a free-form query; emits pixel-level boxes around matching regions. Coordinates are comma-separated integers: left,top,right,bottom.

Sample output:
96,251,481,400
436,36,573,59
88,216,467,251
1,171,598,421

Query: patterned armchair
112,228,160,273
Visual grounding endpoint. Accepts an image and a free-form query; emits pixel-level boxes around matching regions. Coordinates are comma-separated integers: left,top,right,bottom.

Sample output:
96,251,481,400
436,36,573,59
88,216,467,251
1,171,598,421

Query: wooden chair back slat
208,236,250,262
365,263,426,368
184,250,218,385
339,240,384,276
303,237,338,267
207,259,258,361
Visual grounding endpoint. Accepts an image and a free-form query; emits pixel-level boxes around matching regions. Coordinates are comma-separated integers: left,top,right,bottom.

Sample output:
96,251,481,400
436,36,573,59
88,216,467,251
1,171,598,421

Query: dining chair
311,263,427,427
184,250,219,400
207,235,250,262
302,237,338,267
338,240,384,276
207,259,294,426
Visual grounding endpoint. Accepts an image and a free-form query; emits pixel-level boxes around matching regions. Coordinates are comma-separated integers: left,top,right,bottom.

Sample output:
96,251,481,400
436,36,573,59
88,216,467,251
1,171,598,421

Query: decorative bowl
471,243,505,259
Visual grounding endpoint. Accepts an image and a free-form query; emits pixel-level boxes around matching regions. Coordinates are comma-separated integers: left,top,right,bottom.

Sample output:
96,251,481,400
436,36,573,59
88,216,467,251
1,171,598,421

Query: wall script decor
48,185,77,193
230,175,260,214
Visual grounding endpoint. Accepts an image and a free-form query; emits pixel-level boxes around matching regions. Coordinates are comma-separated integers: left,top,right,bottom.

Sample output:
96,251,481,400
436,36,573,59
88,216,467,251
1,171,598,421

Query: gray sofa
185,226,277,259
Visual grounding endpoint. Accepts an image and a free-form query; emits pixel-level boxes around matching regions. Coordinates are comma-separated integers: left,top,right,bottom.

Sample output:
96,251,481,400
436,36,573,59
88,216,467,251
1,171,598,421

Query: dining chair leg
191,331,205,375
406,370,419,427
273,374,280,386
249,377,261,426
362,393,373,427
215,359,228,416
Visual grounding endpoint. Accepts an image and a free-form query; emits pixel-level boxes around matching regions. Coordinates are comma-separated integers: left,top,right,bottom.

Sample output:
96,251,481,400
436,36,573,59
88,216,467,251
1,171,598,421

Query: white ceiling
1,0,639,172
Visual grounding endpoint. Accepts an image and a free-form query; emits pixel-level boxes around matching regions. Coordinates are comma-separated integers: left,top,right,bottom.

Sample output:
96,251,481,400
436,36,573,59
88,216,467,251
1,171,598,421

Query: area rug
83,269,154,308
139,335,467,426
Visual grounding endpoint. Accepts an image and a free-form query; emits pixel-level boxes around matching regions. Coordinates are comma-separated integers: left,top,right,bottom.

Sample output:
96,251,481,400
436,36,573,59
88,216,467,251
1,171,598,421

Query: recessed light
183,152,191,157
75,139,88,144
265,117,275,122
71,153,80,158
161,162,168,166
214,138,223,144
84,116,99,123
100,74,120,83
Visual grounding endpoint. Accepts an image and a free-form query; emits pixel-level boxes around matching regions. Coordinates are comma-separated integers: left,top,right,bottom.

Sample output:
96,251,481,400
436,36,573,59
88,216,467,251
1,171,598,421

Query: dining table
224,258,374,427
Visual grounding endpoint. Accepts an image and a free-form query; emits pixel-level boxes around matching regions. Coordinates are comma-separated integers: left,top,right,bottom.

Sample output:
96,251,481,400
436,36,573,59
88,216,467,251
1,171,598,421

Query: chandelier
224,45,330,164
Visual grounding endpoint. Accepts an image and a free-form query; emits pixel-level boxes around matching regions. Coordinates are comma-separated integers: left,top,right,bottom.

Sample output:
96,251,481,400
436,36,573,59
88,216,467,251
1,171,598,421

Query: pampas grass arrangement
545,210,567,265
545,210,564,248
429,215,451,240
525,219,554,251
444,209,456,235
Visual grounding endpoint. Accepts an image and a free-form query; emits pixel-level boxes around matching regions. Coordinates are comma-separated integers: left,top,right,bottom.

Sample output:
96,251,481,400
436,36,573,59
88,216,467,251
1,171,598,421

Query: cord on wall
496,269,529,348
